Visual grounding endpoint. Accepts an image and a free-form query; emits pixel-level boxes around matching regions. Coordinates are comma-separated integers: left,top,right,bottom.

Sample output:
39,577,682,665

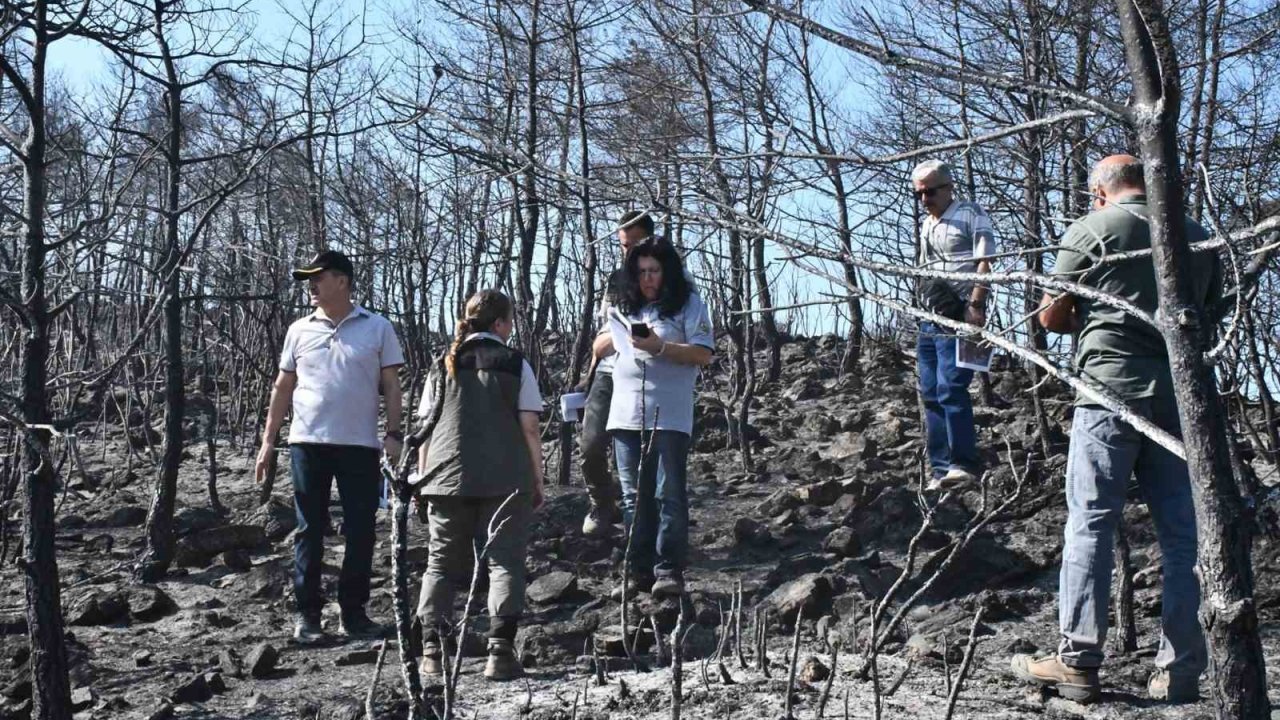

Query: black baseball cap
292,250,354,281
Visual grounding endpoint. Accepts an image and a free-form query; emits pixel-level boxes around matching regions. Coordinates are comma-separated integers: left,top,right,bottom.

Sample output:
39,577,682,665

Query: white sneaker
927,468,977,492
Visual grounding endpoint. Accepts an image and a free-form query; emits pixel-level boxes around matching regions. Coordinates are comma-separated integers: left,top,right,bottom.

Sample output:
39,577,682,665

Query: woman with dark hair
603,238,714,597
413,289,544,681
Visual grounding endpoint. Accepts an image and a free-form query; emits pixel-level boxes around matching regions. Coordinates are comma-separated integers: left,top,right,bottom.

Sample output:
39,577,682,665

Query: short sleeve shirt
607,293,714,435
918,200,996,298
415,332,542,418
1052,196,1221,403
594,269,627,376
280,305,404,448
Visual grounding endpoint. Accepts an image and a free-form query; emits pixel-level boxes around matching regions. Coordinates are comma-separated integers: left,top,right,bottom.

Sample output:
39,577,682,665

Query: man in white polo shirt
255,250,405,644
912,160,994,491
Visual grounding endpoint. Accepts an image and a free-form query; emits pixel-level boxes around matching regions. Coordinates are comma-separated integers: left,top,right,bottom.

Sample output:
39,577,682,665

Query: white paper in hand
608,308,635,363
956,337,995,372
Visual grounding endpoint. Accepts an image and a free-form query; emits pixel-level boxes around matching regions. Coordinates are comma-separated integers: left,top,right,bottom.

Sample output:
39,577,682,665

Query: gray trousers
416,493,532,640
579,372,618,506
1058,398,1207,676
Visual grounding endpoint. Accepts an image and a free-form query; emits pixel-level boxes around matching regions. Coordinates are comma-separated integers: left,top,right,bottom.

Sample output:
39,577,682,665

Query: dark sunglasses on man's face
913,183,952,199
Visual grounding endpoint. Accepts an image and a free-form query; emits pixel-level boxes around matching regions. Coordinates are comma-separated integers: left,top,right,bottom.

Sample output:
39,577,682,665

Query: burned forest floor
3,334,1280,720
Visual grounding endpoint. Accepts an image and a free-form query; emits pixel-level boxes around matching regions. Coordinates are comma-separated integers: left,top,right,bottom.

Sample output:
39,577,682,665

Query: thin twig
942,599,988,720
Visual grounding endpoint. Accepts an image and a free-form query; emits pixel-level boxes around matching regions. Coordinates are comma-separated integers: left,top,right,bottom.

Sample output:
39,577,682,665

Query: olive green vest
419,339,533,497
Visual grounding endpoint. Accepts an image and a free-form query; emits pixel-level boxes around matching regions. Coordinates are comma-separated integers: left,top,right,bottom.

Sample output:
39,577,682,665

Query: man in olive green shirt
1011,155,1219,704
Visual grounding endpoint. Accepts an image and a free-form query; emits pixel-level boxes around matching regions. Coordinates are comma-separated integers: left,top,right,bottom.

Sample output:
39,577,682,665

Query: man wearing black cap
256,250,405,643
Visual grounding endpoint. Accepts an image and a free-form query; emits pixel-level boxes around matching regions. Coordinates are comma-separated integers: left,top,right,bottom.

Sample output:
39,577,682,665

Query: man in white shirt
912,160,994,490
255,250,405,644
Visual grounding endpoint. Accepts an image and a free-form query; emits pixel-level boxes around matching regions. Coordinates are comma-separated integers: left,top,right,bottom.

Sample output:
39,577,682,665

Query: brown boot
419,641,443,680
1010,654,1100,703
483,638,525,681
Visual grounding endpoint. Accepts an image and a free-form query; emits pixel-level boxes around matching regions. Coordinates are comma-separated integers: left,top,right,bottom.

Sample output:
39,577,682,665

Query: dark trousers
579,372,618,506
291,443,381,618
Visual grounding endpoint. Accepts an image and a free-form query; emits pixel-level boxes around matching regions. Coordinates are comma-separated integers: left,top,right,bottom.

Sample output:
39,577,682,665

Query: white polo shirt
280,305,405,448
415,332,543,418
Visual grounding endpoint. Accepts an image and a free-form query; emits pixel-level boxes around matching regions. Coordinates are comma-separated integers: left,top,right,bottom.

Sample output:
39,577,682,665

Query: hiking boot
419,641,444,680
339,610,386,640
1010,654,1100,703
650,574,685,598
927,467,977,492
483,638,524,681
293,613,325,644
582,502,621,536
1148,670,1199,703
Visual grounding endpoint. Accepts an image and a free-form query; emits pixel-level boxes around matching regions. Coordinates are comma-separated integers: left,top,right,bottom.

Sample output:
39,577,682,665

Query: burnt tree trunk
11,4,74,715
137,14,187,582
1116,1,1271,716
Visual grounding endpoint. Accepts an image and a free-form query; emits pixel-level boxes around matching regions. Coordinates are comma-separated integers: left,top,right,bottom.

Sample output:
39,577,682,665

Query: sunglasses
913,183,952,199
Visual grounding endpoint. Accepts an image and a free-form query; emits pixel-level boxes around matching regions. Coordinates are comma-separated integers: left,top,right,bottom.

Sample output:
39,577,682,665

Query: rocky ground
2,334,1279,719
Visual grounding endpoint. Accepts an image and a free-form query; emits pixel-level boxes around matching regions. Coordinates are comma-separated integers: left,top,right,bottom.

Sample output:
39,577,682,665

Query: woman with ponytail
412,289,543,681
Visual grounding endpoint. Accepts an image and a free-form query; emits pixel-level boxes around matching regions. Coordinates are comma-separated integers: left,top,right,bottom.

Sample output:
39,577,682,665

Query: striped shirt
918,200,996,299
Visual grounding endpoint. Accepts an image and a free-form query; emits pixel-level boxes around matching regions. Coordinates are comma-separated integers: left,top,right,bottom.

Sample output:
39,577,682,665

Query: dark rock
133,651,154,668
248,498,296,542
906,632,963,664
800,656,829,683
798,480,843,507
557,535,613,564
70,687,94,712
246,643,279,679
9,645,29,670
803,413,840,436
732,518,773,547
147,703,175,720
127,585,176,622
755,486,801,516
67,590,130,626
840,410,870,432
822,528,860,558
203,672,227,694
593,624,653,657
220,548,252,572
3,679,31,702
764,574,833,623
84,534,113,554
61,514,88,530
784,378,822,402
169,674,212,704
925,536,1047,599
240,562,287,600
334,649,380,667
204,611,239,629
103,506,147,528
173,506,226,537
527,571,579,605
519,621,591,665
0,614,27,636
174,524,266,566
1005,636,1037,655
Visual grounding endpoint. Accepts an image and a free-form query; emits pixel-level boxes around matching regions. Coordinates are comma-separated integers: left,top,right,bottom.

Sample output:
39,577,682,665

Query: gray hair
1089,158,1145,193
911,160,953,185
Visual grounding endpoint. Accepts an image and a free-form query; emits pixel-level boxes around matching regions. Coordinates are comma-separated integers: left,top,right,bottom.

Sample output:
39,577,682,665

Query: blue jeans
917,322,979,476
613,430,690,578
291,443,381,618
1058,400,1207,676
